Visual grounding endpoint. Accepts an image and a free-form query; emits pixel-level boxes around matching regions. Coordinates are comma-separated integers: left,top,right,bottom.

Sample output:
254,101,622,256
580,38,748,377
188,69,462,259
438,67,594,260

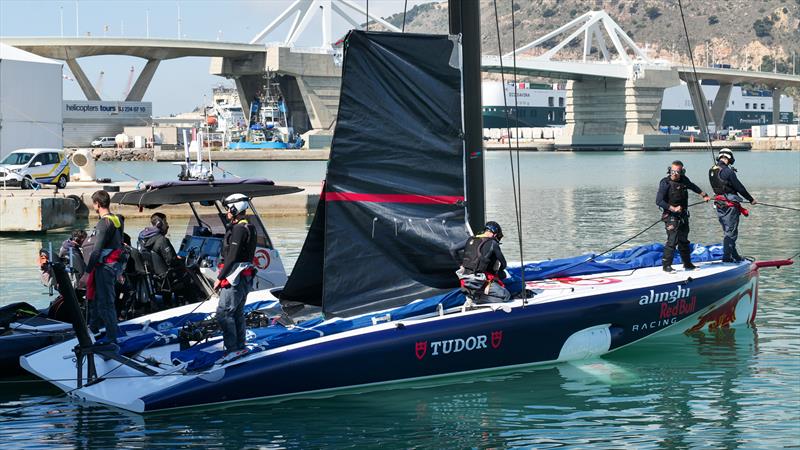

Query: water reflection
0,152,797,448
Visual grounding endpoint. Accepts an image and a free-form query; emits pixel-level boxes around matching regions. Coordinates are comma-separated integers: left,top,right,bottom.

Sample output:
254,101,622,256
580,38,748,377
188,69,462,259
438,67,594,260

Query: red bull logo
686,288,752,333
659,296,697,320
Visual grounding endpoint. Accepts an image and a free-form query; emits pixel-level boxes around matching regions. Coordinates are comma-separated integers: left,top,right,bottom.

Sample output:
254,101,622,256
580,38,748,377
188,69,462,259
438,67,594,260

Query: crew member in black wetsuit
709,148,757,262
86,190,125,342
454,221,511,303
213,193,257,355
656,160,710,273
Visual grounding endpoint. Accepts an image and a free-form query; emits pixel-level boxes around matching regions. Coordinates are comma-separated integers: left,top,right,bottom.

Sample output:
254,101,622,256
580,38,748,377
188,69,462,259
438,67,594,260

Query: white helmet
223,193,249,216
718,148,735,164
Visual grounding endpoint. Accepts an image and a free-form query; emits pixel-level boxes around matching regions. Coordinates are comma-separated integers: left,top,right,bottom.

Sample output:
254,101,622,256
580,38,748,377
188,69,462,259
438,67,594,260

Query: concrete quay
668,141,752,151
485,140,555,151
153,148,330,161
0,180,320,232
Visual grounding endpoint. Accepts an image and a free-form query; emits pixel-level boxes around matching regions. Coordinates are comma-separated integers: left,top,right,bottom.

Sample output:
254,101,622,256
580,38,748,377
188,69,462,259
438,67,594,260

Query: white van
91,136,116,148
0,149,70,189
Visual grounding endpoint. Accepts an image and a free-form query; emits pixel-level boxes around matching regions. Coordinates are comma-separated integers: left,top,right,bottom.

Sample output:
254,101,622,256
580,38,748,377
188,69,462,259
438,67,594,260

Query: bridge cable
491,0,525,300
677,0,717,165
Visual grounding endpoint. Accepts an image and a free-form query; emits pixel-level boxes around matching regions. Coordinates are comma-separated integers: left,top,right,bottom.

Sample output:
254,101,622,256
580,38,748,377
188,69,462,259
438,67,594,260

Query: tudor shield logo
415,331,504,360
491,330,503,349
415,341,427,360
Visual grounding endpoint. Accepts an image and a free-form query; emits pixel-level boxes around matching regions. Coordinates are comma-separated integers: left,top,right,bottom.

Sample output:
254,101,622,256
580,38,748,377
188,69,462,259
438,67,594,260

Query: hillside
382,1,799,109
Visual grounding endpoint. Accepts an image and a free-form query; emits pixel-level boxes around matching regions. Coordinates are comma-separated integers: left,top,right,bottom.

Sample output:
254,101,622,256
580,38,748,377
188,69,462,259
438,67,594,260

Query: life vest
666,178,689,209
218,219,257,288
709,164,734,196
461,234,494,274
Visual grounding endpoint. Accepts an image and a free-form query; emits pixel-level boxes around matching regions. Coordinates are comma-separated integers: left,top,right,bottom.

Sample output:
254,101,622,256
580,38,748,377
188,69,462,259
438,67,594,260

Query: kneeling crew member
709,148,757,263
656,160,710,273
213,193,257,354
457,221,511,303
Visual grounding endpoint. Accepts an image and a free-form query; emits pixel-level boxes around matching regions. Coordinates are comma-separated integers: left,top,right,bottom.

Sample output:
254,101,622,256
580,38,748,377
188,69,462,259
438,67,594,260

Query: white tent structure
0,43,63,158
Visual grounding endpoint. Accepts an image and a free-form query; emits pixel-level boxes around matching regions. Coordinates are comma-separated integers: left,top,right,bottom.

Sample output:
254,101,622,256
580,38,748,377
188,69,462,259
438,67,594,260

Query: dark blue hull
141,263,755,412
1,331,73,376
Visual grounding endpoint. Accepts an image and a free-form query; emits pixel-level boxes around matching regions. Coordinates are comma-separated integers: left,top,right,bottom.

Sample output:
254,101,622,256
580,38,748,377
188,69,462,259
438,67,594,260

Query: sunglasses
670,169,683,175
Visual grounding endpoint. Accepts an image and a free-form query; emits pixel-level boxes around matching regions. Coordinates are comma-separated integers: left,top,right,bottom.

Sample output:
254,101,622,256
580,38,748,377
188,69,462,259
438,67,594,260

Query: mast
449,0,485,232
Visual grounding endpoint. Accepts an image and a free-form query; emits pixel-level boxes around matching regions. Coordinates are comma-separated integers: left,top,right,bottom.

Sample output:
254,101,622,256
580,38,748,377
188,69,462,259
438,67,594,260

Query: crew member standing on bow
709,148,757,262
656,160,710,273
213,193,257,355
455,221,511,303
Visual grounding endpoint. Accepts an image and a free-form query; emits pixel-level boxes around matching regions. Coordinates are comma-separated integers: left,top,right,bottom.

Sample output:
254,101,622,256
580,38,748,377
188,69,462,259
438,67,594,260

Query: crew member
709,148,757,262
455,221,511,304
656,160,710,273
138,213,178,270
213,193,257,355
59,229,88,284
85,190,125,342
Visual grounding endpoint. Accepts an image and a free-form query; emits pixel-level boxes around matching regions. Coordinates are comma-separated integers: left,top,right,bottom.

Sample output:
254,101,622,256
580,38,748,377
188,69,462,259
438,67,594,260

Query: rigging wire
548,200,709,278
677,0,717,166
402,0,408,33
755,202,800,212
491,0,525,299
509,0,526,299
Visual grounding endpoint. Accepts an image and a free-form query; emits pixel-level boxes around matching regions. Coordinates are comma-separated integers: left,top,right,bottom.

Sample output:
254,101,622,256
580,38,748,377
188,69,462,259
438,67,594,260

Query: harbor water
1,151,798,448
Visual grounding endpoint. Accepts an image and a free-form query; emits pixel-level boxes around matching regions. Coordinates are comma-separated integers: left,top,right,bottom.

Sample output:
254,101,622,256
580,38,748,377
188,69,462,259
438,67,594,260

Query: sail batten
281,31,468,317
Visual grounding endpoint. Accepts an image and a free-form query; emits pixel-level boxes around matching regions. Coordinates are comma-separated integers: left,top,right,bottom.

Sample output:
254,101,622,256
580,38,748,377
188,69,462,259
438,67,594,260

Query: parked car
91,136,116,148
0,149,70,189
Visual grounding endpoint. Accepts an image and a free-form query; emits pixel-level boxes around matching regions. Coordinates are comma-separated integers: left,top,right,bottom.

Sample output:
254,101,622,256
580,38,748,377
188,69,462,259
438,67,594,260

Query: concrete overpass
0,36,342,133
0,37,266,102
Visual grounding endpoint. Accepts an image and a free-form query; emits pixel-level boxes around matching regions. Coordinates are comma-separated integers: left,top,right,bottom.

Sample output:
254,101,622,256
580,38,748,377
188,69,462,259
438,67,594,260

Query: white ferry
482,81,795,129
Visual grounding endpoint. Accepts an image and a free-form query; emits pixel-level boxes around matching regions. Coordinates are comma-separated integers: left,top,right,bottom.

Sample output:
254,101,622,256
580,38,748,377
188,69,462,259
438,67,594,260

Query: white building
62,100,152,147
0,43,63,158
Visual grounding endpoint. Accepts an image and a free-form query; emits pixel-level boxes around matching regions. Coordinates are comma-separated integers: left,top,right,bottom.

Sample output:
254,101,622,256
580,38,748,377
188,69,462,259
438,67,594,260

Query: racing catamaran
20,25,791,413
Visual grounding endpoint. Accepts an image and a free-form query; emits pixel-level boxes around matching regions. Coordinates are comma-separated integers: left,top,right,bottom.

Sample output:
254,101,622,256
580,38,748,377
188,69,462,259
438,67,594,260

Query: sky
0,0,430,116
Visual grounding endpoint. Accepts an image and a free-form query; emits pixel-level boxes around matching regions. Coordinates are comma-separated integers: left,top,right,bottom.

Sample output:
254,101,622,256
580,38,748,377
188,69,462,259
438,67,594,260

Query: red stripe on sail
325,193,464,204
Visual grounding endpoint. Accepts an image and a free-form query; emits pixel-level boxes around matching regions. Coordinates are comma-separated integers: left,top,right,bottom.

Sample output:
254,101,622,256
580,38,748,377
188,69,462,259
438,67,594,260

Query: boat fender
557,324,612,362
395,322,405,330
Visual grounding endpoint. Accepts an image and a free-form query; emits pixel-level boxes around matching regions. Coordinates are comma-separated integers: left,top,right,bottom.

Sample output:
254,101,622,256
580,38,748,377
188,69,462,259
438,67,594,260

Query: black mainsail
280,31,469,317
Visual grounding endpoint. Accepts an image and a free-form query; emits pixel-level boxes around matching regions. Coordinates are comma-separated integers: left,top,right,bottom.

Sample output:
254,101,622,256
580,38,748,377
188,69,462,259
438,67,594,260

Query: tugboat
228,73,304,150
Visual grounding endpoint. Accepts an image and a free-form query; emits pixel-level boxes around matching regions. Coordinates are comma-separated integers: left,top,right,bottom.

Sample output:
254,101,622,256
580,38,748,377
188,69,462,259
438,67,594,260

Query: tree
542,8,556,18
645,6,662,20
753,17,774,37
708,15,719,25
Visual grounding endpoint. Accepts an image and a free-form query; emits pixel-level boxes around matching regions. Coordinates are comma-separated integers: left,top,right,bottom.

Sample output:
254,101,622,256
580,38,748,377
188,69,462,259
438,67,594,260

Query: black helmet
484,221,503,240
